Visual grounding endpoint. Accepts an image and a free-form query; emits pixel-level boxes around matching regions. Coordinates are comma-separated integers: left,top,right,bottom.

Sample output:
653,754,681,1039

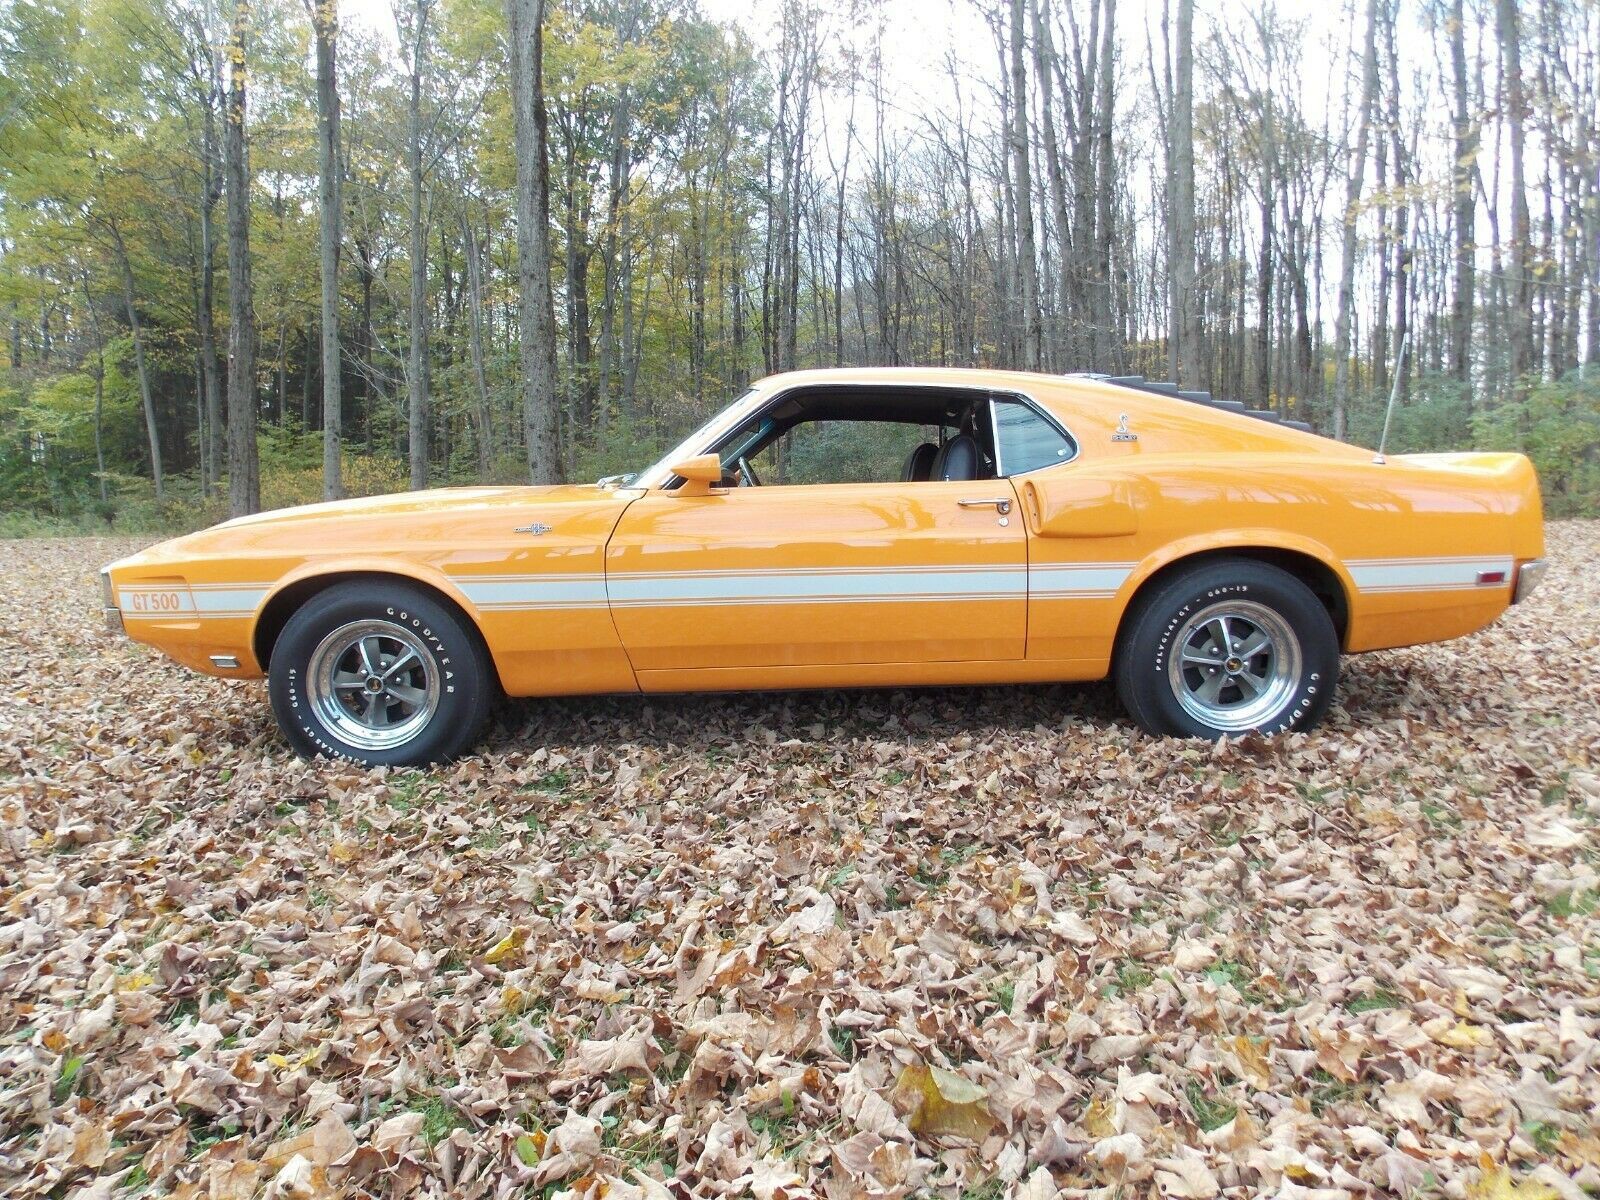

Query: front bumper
1513,558,1548,604
100,567,123,633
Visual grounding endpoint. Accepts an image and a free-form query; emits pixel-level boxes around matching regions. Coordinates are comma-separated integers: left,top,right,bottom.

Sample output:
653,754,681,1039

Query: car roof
752,366,1317,435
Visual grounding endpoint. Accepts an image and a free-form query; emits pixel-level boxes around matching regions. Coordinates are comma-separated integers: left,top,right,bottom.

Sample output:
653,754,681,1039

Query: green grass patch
825,863,858,890
1546,889,1599,919
1205,959,1266,1003
1524,1120,1563,1154
1347,988,1405,1013
1184,1078,1238,1132
989,978,1015,1014
472,826,504,852
829,1025,859,1061
1307,1067,1367,1116
53,1055,86,1103
411,1095,465,1147
1113,961,1155,995
526,769,572,794
385,773,431,811
1419,799,1463,830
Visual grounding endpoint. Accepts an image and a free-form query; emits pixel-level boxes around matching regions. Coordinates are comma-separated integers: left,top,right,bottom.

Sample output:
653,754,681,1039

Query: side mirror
668,453,724,497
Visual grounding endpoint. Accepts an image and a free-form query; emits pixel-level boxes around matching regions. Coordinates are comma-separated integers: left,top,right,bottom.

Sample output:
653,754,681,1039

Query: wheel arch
252,567,500,688
1117,539,1352,654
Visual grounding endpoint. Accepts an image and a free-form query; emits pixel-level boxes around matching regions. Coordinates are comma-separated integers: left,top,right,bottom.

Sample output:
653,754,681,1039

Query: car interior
694,386,1074,488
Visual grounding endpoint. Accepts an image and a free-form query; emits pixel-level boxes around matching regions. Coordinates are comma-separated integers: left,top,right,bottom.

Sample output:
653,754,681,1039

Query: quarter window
993,398,1075,476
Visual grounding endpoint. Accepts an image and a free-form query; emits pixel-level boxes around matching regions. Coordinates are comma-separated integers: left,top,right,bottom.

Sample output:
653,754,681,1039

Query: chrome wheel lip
307,619,440,752
1168,599,1301,733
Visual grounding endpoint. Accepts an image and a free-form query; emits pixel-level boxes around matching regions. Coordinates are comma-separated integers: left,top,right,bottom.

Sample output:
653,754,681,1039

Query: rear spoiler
1064,373,1314,434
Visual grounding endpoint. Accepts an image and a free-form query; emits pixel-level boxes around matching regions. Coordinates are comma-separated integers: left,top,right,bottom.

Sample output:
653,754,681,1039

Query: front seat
931,434,980,482
901,442,938,482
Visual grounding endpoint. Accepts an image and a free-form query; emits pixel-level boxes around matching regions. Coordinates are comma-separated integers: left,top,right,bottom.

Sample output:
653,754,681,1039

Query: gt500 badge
121,586,195,615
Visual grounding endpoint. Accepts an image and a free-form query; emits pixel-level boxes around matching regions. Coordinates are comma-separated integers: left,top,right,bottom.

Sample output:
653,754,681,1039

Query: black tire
267,581,494,766
1113,558,1339,739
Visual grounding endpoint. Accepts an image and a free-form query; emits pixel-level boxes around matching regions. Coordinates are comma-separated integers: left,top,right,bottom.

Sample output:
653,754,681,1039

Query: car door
604,477,1027,684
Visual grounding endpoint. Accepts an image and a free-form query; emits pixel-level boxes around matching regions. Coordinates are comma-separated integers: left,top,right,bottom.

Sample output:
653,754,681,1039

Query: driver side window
747,420,945,485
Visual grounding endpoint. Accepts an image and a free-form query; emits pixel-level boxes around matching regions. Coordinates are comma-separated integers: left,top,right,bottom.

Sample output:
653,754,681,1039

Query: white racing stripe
1029,563,1137,600
1346,556,1513,594
188,585,272,617
608,565,1028,608
119,582,271,620
456,575,610,611
123,552,1512,621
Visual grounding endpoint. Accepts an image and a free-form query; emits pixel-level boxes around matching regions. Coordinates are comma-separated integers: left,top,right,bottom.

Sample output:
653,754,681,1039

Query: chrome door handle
958,496,1012,514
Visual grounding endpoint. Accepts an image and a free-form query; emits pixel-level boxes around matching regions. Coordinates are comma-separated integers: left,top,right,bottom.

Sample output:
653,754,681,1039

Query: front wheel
268,581,494,765
1113,559,1339,739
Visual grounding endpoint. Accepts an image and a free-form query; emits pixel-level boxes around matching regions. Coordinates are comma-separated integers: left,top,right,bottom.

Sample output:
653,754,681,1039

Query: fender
1118,526,1356,615
252,556,485,672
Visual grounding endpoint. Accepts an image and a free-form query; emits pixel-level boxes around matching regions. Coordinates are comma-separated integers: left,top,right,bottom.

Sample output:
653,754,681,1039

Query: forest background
0,0,1596,534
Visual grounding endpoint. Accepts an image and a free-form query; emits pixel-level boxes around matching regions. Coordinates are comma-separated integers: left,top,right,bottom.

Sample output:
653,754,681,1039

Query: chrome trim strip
990,396,1004,478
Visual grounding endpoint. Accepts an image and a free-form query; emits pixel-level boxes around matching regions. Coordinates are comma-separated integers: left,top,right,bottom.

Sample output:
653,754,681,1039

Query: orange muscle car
101,367,1547,765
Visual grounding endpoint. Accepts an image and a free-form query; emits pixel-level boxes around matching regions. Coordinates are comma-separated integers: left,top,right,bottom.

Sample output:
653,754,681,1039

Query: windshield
626,387,762,489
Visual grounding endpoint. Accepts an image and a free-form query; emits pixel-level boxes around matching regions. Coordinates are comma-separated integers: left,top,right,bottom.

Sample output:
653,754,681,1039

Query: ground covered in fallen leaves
2,527,1599,1200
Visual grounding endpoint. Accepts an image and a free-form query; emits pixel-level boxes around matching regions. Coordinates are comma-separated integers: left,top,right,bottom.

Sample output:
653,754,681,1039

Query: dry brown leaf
2,532,1597,1200
891,1064,997,1140
1466,1157,1563,1200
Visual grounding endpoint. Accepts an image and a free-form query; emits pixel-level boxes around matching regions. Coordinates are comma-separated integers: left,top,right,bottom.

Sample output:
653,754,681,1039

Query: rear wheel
268,581,493,765
1114,559,1339,738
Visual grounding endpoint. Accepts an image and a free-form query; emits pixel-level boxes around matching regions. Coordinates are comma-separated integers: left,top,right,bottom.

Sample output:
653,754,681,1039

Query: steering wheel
737,455,762,487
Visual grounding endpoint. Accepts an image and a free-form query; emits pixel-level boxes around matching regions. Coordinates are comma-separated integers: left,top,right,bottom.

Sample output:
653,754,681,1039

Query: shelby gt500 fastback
101,367,1547,765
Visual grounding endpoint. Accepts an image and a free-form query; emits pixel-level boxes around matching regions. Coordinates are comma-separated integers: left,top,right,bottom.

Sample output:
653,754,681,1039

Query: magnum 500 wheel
268,581,494,765
1114,559,1339,739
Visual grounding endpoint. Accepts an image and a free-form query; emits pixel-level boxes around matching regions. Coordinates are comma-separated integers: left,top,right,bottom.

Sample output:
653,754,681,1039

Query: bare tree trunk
463,211,493,477
1331,0,1379,442
1257,105,1274,408
225,0,259,516
1447,0,1476,385
598,89,630,414
830,79,854,368
313,0,342,500
1092,0,1117,369
79,273,109,505
406,0,431,489
1169,0,1199,384
1384,4,1410,404
1497,0,1532,385
508,0,561,483
111,224,163,502
1009,0,1040,369
198,92,223,496
1031,0,1071,367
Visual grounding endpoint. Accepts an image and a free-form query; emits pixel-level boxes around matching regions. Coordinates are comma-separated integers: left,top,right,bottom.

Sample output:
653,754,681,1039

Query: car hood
212,484,608,528
109,483,647,578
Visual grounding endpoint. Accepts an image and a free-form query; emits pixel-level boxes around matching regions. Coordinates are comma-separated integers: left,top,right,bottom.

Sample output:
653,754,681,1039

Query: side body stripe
1345,556,1513,594
119,554,1514,619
